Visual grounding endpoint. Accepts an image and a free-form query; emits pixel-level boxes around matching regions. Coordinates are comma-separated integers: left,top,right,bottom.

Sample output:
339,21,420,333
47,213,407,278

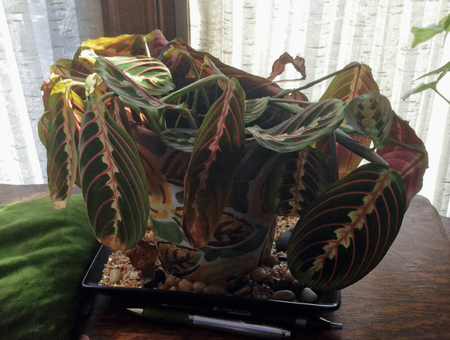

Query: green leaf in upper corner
246,99,346,153
344,92,394,149
402,80,439,100
287,163,407,291
78,95,149,251
411,21,446,48
182,78,246,249
94,55,174,109
46,82,85,210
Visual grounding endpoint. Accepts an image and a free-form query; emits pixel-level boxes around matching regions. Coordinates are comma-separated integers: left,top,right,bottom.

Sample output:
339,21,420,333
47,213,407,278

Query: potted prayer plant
38,30,428,291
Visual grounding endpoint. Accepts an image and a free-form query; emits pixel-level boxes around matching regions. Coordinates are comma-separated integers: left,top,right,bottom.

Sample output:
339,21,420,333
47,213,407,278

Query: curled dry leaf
125,241,159,272
268,52,306,81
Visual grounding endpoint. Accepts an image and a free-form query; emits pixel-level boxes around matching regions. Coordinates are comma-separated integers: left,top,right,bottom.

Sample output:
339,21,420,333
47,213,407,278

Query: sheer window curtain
189,0,450,216
2,0,450,216
0,0,103,184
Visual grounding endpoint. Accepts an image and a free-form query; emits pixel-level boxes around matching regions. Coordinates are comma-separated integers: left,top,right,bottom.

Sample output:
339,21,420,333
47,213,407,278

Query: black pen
127,307,342,338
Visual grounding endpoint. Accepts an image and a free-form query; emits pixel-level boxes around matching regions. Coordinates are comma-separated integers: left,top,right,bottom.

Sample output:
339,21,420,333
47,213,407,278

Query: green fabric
0,195,99,340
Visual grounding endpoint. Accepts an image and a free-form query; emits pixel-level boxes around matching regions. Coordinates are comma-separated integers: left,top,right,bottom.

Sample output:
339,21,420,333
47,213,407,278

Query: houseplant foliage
402,12,450,103
39,30,427,291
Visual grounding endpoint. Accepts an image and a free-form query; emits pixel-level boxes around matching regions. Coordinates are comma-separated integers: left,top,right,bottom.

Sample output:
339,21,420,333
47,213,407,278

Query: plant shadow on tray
82,245,341,319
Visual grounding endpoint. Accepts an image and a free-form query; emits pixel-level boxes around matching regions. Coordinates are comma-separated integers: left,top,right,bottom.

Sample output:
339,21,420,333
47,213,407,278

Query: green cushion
0,194,99,340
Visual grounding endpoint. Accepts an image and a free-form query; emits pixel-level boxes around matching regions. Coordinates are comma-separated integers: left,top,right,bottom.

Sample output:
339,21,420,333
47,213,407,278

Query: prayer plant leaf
46,82,84,210
377,116,428,207
318,63,380,178
246,99,346,153
94,56,174,109
50,59,73,76
265,146,329,217
161,128,196,153
182,78,246,248
287,163,407,291
78,95,149,251
82,34,141,56
244,97,270,124
344,92,394,149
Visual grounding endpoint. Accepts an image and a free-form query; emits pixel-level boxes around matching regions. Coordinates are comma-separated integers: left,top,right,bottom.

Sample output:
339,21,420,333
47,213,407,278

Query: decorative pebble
273,278,290,292
148,231,155,244
193,281,206,293
272,289,295,301
284,270,295,283
227,277,250,293
165,277,178,288
178,279,193,292
264,254,280,266
204,284,227,295
275,228,293,252
109,268,121,284
299,287,317,303
130,270,139,280
144,278,159,289
234,285,252,297
290,280,305,298
249,267,267,282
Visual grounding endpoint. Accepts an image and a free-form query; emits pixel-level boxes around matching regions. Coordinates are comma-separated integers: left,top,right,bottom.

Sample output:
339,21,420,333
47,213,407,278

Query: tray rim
82,245,341,319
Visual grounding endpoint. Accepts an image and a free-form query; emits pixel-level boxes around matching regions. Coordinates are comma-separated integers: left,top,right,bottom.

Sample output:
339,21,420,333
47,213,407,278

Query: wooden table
2,184,450,340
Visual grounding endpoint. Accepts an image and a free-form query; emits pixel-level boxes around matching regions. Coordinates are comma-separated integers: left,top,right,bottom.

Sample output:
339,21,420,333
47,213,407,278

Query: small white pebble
130,270,139,280
178,279,193,292
264,254,280,266
192,281,206,293
109,268,121,284
299,287,318,303
249,267,267,282
272,290,295,301
165,277,178,288
284,270,295,283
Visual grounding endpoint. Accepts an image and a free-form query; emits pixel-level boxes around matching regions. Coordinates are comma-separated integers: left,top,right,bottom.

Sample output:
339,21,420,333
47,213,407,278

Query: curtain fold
190,0,450,215
0,0,103,184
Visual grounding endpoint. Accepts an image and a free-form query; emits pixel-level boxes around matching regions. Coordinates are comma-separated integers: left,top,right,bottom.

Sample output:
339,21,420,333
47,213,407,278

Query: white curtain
0,0,103,184
190,0,450,216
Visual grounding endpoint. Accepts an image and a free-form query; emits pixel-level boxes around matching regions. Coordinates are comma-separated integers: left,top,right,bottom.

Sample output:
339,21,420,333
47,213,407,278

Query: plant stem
274,63,360,98
268,97,312,106
434,88,450,105
161,74,228,104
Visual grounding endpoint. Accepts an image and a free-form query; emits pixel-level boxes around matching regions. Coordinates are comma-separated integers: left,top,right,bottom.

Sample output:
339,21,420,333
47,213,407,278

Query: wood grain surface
2,184,449,340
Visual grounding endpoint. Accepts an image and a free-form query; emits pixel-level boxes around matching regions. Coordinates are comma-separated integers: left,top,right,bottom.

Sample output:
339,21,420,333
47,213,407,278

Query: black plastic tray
82,246,340,321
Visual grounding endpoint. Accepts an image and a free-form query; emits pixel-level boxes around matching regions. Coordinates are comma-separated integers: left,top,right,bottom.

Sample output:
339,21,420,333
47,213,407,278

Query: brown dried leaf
125,241,159,272
267,52,306,81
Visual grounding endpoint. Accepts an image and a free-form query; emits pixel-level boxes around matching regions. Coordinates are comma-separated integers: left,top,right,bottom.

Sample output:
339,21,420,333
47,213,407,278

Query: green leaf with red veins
318,63,380,178
265,146,329,217
94,56,174,109
244,97,270,124
46,83,85,210
287,163,407,291
182,78,246,248
246,99,346,153
78,95,149,251
344,92,395,149
320,62,379,104
50,59,73,76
